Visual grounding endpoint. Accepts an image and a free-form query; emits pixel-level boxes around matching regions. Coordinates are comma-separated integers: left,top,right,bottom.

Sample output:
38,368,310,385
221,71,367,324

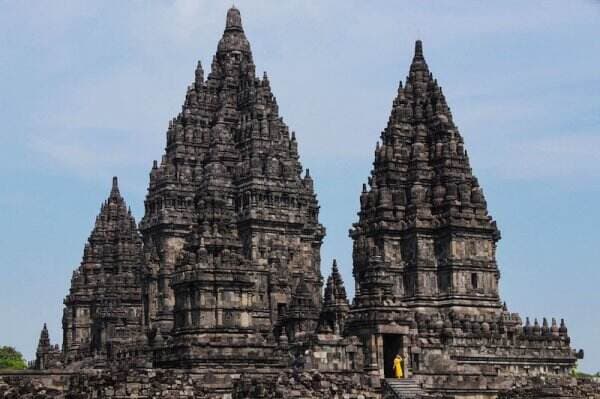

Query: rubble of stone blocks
0,370,384,399
0,373,66,399
497,376,600,399
233,370,381,399
0,370,235,399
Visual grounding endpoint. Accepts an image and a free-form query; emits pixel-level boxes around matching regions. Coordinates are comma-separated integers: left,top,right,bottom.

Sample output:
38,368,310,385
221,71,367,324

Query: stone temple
4,7,591,399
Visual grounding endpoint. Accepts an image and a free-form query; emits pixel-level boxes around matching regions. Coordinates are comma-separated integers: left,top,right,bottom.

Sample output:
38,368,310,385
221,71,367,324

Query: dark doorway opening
471,273,478,289
383,334,403,378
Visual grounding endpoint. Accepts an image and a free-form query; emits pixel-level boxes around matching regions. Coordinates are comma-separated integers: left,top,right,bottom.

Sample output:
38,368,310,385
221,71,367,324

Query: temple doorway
383,334,403,378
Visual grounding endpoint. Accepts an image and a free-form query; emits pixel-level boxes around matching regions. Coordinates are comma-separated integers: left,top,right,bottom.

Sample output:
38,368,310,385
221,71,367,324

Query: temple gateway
22,7,587,399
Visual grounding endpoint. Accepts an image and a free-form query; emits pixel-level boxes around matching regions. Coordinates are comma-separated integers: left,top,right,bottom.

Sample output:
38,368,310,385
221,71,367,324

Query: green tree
0,346,27,370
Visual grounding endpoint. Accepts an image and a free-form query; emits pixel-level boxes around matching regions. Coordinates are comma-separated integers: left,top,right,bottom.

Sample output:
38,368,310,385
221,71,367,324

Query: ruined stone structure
317,260,350,337
19,6,586,399
4,369,600,398
32,324,62,370
62,177,144,364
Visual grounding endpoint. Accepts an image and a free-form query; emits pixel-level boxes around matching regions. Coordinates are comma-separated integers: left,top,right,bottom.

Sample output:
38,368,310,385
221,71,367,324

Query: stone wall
0,372,71,398
233,370,380,398
498,377,600,399
0,369,381,399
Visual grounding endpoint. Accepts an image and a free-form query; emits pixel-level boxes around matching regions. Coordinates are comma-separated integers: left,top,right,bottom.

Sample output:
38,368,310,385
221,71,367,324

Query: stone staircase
383,378,424,399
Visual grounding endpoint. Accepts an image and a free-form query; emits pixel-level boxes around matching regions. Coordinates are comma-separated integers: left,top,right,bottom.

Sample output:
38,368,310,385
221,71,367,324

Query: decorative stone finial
415,40,423,59
225,6,243,32
542,317,550,335
559,318,568,335
195,60,204,83
38,323,50,348
409,39,429,75
110,176,121,198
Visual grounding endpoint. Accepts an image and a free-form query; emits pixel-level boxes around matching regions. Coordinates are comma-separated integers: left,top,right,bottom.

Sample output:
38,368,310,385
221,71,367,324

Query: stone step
388,390,421,394
387,382,419,386
384,378,423,399
387,386,421,389
386,381,419,386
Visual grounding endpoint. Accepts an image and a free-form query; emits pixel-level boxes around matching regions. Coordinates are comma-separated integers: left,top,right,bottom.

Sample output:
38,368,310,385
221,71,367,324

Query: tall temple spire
346,41,579,386
63,177,143,363
38,323,50,349
145,6,324,367
35,323,61,370
350,39,500,314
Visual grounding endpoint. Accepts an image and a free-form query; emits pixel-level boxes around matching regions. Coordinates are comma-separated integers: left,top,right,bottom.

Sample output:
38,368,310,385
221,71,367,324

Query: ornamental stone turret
34,323,61,370
283,276,320,343
317,260,350,335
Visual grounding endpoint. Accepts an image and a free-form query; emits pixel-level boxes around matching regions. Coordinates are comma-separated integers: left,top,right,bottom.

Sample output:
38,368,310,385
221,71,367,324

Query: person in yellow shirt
393,354,404,378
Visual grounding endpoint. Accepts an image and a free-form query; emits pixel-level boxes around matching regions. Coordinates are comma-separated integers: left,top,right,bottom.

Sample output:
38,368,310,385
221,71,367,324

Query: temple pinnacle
225,5,243,32
408,39,429,76
110,176,120,198
414,39,424,59
217,5,250,55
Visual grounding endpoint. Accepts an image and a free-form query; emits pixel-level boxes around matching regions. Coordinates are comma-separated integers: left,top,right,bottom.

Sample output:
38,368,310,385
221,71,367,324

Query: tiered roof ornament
34,324,61,369
317,260,350,335
324,260,348,306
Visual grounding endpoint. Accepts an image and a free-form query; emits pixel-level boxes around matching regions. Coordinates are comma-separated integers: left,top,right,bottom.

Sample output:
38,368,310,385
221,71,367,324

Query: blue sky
0,1,598,371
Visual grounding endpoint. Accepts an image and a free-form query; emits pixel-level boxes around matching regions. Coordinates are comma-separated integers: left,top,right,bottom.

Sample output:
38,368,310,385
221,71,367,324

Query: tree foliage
0,346,27,370
571,366,600,379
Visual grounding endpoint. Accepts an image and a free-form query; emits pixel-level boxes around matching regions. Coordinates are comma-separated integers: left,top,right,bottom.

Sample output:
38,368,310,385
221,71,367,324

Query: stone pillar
367,334,381,387
376,334,385,376
368,335,378,370
402,335,410,377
